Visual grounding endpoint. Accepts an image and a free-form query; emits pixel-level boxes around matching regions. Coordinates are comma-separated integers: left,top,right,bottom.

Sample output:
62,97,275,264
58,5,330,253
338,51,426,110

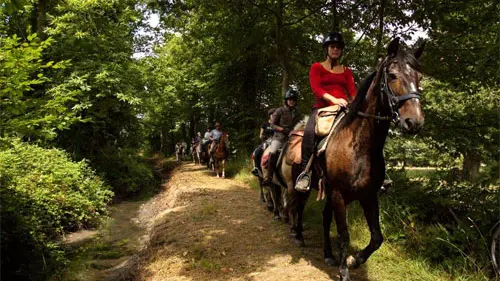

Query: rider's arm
259,128,266,141
344,67,357,101
270,109,285,132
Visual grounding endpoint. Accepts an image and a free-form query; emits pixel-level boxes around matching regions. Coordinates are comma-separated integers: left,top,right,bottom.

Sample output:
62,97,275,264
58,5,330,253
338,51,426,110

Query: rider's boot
262,153,278,185
295,155,312,192
251,146,263,176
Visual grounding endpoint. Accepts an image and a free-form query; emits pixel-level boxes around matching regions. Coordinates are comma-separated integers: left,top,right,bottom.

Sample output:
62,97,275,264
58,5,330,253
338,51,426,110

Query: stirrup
295,171,311,192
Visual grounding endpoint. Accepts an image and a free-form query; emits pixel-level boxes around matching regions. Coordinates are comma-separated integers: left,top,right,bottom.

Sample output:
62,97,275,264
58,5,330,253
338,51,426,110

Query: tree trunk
32,0,47,39
375,0,385,65
332,0,339,31
463,151,481,182
276,0,289,97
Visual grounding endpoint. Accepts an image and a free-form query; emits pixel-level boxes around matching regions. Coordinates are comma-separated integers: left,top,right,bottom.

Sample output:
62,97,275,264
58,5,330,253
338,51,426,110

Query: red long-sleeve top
309,62,357,108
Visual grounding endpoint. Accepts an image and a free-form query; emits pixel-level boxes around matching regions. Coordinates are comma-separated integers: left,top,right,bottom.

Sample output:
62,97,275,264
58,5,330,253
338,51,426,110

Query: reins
355,57,421,123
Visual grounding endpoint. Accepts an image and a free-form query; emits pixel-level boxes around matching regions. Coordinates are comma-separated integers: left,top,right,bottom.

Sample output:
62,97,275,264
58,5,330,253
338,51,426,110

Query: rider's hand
333,97,348,107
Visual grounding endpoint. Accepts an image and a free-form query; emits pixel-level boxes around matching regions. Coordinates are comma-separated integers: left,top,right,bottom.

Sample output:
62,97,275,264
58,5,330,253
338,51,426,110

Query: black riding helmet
284,85,300,100
323,31,345,49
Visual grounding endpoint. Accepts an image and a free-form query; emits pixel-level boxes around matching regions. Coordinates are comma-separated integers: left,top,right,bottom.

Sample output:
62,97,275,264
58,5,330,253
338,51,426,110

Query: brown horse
213,133,229,178
286,38,425,281
324,38,424,281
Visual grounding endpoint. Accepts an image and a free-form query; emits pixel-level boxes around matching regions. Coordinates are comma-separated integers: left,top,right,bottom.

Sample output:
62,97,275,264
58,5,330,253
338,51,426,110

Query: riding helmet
322,31,345,49
285,85,300,100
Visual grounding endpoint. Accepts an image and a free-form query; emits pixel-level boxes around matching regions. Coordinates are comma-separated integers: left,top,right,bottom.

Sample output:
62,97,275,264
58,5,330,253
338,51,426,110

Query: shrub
0,139,113,280
94,147,160,197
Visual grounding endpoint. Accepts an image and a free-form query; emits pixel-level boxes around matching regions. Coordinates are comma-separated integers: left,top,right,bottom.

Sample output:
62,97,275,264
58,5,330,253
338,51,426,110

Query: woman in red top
295,31,357,190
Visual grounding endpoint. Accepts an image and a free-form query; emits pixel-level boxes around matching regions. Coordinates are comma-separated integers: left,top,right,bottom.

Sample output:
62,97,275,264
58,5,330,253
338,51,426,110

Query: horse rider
201,127,212,153
262,86,302,186
295,31,357,191
209,122,223,156
251,108,276,176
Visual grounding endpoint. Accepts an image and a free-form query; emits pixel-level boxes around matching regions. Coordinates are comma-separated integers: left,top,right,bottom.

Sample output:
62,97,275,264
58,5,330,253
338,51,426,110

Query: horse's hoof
273,215,281,221
346,255,359,268
324,257,336,267
294,237,305,247
216,175,220,178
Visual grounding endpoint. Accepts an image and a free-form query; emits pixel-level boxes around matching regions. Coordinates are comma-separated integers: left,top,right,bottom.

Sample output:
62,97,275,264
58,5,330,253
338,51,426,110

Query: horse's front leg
221,159,225,178
292,188,310,247
269,183,281,220
332,191,351,281
349,195,384,268
323,196,335,266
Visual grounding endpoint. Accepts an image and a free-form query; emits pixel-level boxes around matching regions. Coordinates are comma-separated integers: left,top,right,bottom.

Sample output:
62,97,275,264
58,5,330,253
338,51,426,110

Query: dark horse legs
323,189,351,281
352,195,384,267
323,189,384,281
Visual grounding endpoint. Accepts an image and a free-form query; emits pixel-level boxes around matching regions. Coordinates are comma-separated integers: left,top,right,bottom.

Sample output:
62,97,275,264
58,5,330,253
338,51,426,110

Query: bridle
357,58,421,123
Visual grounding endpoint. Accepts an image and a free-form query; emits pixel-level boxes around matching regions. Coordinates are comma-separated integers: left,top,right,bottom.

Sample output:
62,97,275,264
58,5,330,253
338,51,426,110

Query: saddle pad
261,152,270,168
315,105,340,137
286,133,303,165
317,110,347,156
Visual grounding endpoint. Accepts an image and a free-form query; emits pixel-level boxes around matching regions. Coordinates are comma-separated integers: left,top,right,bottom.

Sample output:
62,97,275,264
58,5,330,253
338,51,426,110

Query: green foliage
0,34,79,140
94,147,160,197
381,168,499,278
0,139,113,280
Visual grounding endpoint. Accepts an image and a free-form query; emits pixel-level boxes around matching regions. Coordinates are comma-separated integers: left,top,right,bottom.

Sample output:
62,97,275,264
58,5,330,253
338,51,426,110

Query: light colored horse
175,141,187,161
259,120,307,232
191,142,202,165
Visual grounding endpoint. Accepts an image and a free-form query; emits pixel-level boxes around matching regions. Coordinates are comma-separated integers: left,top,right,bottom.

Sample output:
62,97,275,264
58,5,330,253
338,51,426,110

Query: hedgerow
0,139,113,280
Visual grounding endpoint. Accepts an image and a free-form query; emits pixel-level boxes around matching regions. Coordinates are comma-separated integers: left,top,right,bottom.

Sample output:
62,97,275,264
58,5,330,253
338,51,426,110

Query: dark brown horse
325,38,424,281
288,38,425,281
213,133,229,178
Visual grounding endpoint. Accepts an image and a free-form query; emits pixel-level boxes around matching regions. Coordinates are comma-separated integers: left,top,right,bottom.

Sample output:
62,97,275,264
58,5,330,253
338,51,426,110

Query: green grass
229,158,494,281
302,191,490,281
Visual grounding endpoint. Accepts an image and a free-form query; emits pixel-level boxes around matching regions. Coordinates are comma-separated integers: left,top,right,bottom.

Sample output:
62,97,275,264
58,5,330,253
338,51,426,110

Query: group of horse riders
189,121,225,163
252,31,356,192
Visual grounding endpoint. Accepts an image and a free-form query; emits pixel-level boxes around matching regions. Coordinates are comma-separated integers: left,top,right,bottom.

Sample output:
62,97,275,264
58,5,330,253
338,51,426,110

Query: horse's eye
389,73,397,80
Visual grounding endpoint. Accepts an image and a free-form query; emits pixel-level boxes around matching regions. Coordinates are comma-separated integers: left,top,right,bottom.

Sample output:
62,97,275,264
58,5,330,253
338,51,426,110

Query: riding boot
251,145,263,176
295,155,312,192
263,153,278,185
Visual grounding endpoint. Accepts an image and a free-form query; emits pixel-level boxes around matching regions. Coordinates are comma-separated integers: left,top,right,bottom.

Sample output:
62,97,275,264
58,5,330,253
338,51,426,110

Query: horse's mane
342,71,377,126
294,116,309,131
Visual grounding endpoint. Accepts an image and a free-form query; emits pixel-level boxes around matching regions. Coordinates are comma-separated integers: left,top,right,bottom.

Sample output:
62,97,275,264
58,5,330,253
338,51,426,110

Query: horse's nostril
404,118,415,130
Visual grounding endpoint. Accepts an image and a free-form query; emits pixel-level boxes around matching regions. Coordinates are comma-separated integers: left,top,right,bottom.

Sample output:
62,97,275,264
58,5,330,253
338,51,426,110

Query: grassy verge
229,156,493,281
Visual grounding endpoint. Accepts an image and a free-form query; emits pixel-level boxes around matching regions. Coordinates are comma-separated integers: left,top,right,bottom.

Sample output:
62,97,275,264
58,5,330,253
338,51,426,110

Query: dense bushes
0,140,113,280
382,168,499,278
94,147,161,197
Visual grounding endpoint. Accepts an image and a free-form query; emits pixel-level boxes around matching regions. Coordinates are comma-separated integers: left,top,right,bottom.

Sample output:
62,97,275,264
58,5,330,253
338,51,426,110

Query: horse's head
382,38,425,134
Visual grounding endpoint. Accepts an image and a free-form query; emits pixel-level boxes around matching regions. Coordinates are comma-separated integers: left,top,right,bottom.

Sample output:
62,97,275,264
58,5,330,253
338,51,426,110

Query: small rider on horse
201,128,212,153
262,86,302,186
251,108,276,176
209,122,223,157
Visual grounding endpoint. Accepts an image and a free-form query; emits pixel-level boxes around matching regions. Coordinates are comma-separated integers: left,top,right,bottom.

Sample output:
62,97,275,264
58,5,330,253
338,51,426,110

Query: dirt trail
130,163,369,281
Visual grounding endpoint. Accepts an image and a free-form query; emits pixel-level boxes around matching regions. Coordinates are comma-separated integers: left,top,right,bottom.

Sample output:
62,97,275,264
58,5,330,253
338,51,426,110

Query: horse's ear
387,37,400,57
414,41,426,59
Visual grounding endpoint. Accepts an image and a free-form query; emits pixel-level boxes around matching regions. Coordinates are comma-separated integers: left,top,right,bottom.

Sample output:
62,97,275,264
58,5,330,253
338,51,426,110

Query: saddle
285,110,347,165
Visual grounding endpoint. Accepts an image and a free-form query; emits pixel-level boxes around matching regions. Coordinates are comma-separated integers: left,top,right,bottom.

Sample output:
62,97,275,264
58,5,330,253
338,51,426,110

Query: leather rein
356,59,421,123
